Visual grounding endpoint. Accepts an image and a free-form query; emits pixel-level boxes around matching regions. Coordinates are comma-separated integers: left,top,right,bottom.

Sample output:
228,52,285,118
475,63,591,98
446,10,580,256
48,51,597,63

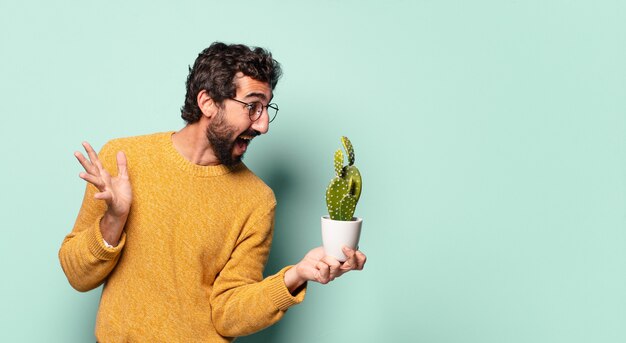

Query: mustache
238,130,260,138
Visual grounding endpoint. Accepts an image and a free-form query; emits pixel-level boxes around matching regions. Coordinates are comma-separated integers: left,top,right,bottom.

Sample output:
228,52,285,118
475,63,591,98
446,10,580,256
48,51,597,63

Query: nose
251,109,270,134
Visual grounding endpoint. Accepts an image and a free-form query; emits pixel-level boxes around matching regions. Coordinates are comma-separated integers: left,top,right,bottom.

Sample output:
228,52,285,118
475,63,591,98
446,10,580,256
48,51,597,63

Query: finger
94,157,106,176
74,151,95,173
99,168,113,191
79,172,105,189
82,141,99,163
355,251,367,270
116,151,128,178
340,246,357,270
82,142,102,177
308,246,326,260
315,261,330,284
321,256,341,280
94,190,112,201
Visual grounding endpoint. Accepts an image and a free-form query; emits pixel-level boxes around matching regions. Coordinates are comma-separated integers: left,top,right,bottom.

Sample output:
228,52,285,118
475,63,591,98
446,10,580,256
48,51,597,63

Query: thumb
116,151,128,177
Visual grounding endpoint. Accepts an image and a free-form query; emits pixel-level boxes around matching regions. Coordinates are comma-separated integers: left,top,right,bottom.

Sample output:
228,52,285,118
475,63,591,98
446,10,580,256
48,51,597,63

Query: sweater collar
163,131,240,177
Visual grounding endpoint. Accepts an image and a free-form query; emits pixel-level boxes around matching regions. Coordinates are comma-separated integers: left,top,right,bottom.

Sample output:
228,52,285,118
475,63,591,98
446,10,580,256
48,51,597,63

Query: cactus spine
326,136,362,221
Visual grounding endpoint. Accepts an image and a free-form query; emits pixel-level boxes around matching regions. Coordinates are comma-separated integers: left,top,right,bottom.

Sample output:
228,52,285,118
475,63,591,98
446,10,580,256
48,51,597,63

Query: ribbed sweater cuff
266,266,307,312
87,214,126,260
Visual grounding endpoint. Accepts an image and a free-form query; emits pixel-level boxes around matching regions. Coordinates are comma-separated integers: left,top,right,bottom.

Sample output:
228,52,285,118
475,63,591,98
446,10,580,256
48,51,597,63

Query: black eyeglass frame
229,98,279,123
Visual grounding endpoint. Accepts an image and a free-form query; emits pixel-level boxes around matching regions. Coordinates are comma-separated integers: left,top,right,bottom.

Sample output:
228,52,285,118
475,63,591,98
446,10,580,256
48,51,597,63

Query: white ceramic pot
321,216,362,262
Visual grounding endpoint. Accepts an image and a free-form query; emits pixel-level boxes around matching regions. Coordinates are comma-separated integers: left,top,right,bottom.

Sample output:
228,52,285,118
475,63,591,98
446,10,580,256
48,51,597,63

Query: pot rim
321,215,363,223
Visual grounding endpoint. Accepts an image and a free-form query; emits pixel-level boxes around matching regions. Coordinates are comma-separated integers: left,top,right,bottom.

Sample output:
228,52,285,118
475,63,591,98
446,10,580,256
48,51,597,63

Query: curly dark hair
180,42,282,124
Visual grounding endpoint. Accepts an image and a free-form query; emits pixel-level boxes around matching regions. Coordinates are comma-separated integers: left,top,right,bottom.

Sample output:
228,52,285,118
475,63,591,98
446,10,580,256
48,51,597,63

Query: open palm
74,141,132,217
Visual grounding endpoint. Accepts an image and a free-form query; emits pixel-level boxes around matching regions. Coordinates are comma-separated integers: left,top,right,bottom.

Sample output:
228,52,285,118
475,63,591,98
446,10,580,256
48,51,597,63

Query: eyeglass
229,98,279,123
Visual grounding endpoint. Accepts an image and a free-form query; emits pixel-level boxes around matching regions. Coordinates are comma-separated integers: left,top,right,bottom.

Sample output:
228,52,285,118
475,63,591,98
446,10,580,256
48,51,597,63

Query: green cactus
326,136,362,221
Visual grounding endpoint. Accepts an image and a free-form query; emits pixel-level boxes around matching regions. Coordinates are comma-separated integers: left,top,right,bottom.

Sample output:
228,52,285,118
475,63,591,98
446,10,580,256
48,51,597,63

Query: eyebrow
243,92,273,102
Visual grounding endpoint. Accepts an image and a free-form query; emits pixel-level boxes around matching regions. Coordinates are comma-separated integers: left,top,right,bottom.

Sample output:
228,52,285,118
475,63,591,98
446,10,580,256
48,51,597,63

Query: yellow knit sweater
59,132,305,342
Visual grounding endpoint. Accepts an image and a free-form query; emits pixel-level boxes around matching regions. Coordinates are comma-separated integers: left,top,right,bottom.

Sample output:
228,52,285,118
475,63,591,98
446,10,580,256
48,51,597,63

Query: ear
197,90,217,119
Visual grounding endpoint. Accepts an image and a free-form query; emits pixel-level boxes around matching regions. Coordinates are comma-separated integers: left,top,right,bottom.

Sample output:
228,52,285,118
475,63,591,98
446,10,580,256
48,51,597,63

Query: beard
206,109,241,167
206,107,260,166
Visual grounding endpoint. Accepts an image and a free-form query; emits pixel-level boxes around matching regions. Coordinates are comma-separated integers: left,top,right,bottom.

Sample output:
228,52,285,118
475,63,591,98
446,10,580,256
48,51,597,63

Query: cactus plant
326,136,362,221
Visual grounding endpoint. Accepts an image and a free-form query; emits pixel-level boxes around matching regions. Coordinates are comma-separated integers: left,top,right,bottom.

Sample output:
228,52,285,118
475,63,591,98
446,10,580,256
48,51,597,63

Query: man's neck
171,122,221,166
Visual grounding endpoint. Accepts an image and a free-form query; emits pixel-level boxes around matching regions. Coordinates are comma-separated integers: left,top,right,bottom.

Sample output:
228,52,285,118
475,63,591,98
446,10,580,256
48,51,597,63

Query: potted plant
321,136,363,262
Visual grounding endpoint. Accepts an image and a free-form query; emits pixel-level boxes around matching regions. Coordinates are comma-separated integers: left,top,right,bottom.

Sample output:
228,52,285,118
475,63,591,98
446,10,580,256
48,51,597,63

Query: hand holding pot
284,246,367,293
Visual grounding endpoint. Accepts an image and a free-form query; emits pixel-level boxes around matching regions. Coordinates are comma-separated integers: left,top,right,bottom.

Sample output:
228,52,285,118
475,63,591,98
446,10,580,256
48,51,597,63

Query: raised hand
74,141,132,245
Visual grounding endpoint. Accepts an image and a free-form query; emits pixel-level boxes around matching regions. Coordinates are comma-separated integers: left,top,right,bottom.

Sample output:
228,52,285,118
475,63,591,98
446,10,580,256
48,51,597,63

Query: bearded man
59,42,366,342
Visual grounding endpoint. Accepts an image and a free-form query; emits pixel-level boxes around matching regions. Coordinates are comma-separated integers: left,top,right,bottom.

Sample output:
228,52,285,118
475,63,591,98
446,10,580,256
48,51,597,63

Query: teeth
239,135,253,140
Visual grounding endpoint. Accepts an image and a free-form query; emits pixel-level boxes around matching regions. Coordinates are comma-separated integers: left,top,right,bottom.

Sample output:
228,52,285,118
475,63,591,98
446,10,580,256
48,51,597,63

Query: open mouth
235,134,255,153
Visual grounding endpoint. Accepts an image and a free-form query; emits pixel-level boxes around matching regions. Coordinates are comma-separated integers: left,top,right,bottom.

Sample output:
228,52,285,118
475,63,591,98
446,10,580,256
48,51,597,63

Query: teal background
1,0,625,342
